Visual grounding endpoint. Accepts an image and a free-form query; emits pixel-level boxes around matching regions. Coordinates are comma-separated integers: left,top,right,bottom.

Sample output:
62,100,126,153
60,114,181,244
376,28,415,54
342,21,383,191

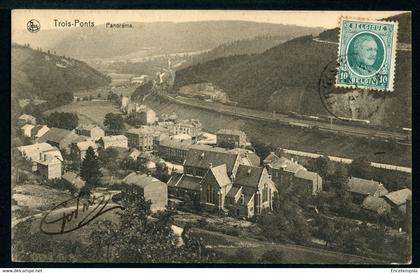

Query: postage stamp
336,18,398,91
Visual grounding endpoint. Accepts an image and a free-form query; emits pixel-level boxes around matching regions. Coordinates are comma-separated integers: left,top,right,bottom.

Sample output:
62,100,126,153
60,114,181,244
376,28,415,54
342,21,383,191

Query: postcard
11,10,412,264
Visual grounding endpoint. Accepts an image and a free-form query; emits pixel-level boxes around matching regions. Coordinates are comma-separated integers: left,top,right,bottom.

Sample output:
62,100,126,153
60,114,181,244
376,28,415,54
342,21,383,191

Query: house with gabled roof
293,169,323,196
21,124,35,138
361,196,391,215
98,135,128,149
263,152,306,189
122,172,167,212
384,188,412,213
36,127,86,153
30,125,49,140
62,171,85,190
36,154,62,180
347,177,389,204
75,124,105,140
184,146,240,178
125,127,154,151
18,114,36,126
200,164,233,210
225,165,277,218
216,129,247,149
71,140,98,160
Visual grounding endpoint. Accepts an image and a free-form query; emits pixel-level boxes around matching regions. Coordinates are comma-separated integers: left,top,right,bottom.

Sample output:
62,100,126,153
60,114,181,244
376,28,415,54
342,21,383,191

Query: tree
45,112,79,130
103,113,124,131
112,195,203,263
311,156,331,179
80,146,102,187
155,161,170,182
88,220,119,262
349,156,372,179
330,165,349,198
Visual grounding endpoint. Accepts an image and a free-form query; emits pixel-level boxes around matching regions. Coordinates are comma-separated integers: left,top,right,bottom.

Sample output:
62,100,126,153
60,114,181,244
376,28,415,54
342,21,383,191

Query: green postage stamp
336,18,398,91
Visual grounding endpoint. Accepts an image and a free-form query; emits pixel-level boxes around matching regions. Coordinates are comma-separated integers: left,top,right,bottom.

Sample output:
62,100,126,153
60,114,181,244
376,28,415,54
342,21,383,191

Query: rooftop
37,127,84,144
217,129,246,137
167,173,202,191
122,172,163,188
235,165,264,188
76,124,101,131
362,196,391,214
62,172,85,189
384,188,412,206
184,146,239,174
76,140,98,151
348,177,389,196
101,135,128,142
295,169,321,181
207,164,231,187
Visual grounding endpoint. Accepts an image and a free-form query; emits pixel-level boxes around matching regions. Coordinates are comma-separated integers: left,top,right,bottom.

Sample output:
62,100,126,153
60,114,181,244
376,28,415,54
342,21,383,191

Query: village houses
347,177,389,204
125,127,154,151
263,152,322,196
71,140,98,160
167,146,277,217
36,155,62,180
30,125,50,140
216,129,247,149
384,188,412,214
97,135,128,150
21,124,35,138
75,124,105,140
17,114,37,126
36,127,86,153
170,119,202,139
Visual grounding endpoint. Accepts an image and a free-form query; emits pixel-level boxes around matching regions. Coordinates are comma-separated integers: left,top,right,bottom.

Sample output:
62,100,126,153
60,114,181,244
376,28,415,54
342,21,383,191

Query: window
206,184,213,203
240,194,245,205
262,184,268,202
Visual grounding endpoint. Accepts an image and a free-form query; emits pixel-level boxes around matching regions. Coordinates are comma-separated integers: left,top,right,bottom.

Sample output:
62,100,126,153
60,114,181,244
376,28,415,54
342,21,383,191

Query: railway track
164,94,409,142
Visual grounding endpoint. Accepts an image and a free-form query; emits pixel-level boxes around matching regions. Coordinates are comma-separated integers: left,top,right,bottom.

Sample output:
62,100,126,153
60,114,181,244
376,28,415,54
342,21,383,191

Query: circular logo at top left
27,19,41,33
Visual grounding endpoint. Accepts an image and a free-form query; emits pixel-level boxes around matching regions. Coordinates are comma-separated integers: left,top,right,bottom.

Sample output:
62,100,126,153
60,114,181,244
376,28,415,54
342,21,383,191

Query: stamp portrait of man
351,34,379,75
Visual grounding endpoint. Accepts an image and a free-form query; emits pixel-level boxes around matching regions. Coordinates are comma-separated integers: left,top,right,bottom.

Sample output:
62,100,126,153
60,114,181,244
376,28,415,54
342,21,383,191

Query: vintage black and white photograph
11,10,412,264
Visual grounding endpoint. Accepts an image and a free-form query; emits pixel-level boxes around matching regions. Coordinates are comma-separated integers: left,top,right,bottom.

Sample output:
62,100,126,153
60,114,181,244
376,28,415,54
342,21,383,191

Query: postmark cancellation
336,18,398,91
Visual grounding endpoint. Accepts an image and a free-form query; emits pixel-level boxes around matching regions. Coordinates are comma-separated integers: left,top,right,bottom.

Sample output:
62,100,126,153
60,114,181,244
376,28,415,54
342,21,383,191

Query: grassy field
191,228,387,264
45,100,121,128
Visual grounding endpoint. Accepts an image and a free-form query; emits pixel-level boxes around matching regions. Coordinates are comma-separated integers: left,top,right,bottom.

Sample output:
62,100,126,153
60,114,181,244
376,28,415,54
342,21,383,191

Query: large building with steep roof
225,165,277,217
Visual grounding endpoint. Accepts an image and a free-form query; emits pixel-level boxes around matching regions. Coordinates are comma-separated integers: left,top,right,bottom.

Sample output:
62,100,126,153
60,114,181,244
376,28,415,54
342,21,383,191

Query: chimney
200,152,205,159
208,163,213,169
247,169,251,176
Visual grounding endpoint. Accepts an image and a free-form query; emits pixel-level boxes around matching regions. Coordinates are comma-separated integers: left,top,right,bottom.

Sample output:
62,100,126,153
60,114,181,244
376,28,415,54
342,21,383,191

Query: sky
12,10,406,31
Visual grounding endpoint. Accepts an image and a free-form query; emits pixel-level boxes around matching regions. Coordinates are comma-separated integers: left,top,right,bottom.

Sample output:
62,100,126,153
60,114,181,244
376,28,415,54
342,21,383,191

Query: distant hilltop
13,21,324,59
173,13,411,129
12,43,111,106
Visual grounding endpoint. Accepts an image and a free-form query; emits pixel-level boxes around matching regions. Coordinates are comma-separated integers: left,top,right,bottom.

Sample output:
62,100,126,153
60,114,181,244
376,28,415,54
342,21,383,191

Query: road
164,94,409,142
283,148,411,174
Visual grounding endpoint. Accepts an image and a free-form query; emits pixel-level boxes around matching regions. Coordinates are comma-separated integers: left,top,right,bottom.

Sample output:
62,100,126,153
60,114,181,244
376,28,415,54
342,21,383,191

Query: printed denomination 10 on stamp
336,18,398,91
